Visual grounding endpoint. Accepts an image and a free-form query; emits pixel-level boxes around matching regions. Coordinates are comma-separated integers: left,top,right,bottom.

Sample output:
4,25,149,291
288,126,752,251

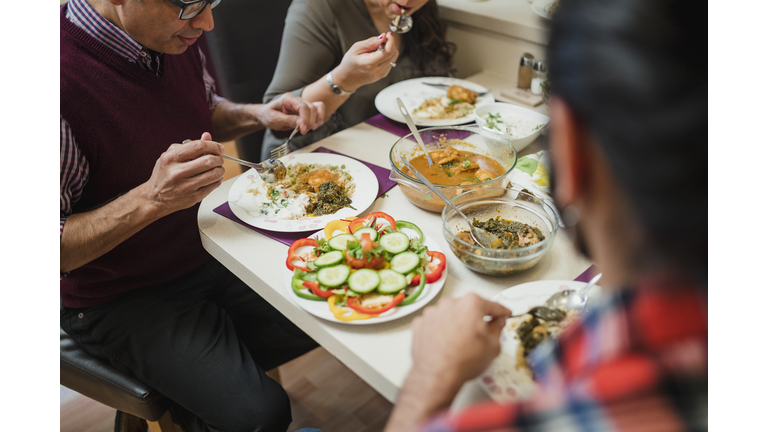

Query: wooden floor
60,141,394,432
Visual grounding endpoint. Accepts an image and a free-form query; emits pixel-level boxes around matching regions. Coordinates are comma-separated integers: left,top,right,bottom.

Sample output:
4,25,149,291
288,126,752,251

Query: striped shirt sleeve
60,116,88,239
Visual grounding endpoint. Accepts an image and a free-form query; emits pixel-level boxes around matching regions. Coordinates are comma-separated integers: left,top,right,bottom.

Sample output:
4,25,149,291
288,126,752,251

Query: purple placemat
213,147,397,246
365,113,475,143
574,265,600,283
365,113,413,137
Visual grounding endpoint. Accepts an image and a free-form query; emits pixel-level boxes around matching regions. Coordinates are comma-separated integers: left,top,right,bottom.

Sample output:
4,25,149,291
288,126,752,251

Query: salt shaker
531,61,547,95
517,53,535,89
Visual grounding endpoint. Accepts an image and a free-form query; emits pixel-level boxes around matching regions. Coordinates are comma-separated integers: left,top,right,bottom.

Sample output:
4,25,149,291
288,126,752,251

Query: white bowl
474,102,550,152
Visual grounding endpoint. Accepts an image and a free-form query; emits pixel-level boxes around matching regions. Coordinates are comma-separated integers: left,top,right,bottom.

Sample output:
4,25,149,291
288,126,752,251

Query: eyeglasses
167,0,222,20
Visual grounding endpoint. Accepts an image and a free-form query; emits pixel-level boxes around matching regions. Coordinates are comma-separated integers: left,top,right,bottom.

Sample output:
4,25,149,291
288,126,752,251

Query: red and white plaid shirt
60,0,222,244
422,275,708,432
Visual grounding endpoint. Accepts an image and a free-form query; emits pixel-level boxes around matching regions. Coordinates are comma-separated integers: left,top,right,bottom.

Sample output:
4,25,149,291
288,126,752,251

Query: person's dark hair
547,0,706,282
403,0,456,76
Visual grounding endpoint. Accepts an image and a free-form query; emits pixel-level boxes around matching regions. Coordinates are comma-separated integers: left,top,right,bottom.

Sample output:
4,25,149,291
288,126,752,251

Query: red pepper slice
303,281,334,298
347,291,406,315
348,212,398,234
410,251,446,285
286,238,318,271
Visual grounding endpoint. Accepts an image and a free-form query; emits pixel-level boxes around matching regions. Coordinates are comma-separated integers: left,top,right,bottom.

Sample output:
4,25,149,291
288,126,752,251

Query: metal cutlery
269,125,299,160
396,97,434,166
182,139,286,183
421,82,489,96
400,156,500,249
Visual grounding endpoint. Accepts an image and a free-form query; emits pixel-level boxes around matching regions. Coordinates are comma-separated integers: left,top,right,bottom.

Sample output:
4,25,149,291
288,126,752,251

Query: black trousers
61,259,318,432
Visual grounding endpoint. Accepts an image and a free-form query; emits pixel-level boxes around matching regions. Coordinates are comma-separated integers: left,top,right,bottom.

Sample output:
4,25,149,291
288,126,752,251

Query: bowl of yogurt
474,102,550,151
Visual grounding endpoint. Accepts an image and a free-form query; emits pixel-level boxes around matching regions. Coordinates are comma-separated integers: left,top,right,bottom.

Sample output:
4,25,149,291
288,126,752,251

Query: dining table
197,72,594,409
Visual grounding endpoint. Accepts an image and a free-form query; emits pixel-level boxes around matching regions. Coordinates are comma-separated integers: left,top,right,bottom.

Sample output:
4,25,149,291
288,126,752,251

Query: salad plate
228,153,378,233
283,216,448,325
374,77,495,127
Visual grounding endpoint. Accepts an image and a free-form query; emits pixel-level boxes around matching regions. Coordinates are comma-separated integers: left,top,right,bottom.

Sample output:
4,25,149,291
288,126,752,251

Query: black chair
204,0,294,166
60,328,181,432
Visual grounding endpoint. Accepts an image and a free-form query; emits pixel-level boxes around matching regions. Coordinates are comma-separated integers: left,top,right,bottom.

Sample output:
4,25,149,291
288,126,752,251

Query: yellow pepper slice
324,218,355,240
327,295,376,322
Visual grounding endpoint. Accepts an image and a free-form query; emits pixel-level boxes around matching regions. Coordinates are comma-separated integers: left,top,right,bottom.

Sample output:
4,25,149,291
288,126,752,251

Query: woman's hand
332,32,399,92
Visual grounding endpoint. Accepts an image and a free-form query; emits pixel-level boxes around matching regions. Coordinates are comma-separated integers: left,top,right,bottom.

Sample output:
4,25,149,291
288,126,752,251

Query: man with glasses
60,0,325,431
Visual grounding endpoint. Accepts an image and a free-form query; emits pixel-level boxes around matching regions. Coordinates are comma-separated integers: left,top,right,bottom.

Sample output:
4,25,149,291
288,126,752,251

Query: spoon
543,273,603,313
399,156,499,249
396,97,434,166
389,7,413,33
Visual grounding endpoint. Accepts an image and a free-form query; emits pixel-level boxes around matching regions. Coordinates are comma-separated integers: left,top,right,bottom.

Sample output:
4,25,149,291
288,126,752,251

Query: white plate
283,230,448,325
227,153,378,233
478,280,602,402
532,0,553,19
374,77,495,127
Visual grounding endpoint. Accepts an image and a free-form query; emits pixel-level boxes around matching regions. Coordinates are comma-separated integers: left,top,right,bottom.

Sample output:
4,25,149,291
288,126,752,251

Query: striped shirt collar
65,0,162,74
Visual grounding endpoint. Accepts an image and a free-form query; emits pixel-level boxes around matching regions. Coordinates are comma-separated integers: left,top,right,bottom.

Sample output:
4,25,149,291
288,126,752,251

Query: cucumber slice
316,264,351,287
377,269,407,294
328,234,356,251
353,227,379,242
313,250,343,268
379,232,410,254
347,268,380,294
389,251,421,275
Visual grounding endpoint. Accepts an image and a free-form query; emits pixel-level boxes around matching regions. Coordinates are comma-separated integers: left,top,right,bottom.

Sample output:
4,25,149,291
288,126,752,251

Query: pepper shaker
517,53,535,89
531,61,547,95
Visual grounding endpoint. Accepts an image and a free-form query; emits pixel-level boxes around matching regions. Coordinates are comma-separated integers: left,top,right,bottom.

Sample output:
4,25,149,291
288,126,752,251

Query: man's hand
411,294,511,386
139,132,225,218
384,294,511,432
257,93,325,135
60,132,225,273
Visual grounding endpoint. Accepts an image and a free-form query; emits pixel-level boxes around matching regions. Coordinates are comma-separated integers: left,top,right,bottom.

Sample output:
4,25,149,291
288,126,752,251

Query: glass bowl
389,126,518,213
441,187,559,275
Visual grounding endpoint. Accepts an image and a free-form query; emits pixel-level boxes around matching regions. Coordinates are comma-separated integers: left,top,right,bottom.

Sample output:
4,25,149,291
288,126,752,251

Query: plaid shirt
60,0,222,242
423,276,708,432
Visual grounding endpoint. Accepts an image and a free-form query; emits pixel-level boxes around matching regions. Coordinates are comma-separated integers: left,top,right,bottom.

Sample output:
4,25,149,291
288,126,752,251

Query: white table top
197,80,591,404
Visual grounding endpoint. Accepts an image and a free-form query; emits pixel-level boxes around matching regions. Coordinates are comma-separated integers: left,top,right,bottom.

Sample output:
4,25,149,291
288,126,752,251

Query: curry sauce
406,146,506,186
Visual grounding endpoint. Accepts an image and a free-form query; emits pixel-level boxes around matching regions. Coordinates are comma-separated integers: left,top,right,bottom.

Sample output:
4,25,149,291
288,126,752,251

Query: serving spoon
399,156,499,249
396,97,434,166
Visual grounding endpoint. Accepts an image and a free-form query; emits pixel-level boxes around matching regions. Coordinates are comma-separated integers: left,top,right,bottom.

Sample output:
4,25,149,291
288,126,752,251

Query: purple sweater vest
60,6,213,308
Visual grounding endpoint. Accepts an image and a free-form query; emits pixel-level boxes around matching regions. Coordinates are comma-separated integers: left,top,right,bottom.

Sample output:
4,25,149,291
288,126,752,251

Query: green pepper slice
400,267,427,306
291,275,325,301
395,220,424,242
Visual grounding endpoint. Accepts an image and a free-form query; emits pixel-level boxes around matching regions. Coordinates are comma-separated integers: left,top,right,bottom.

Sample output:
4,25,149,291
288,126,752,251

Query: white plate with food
375,77,495,127
478,279,602,402
532,0,557,19
228,153,378,232
283,214,447,325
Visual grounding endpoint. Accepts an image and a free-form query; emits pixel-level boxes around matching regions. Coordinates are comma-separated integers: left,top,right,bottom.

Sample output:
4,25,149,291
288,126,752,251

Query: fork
270,126,300,159
182,139,286,183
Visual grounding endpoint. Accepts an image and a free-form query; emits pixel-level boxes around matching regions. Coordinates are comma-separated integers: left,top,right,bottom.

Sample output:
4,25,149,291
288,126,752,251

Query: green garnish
484,112,503,131
461,160,471,168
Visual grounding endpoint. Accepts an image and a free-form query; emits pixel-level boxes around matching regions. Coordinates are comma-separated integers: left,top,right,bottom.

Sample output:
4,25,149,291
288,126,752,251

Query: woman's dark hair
547,0,706,281
403,0,456,76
